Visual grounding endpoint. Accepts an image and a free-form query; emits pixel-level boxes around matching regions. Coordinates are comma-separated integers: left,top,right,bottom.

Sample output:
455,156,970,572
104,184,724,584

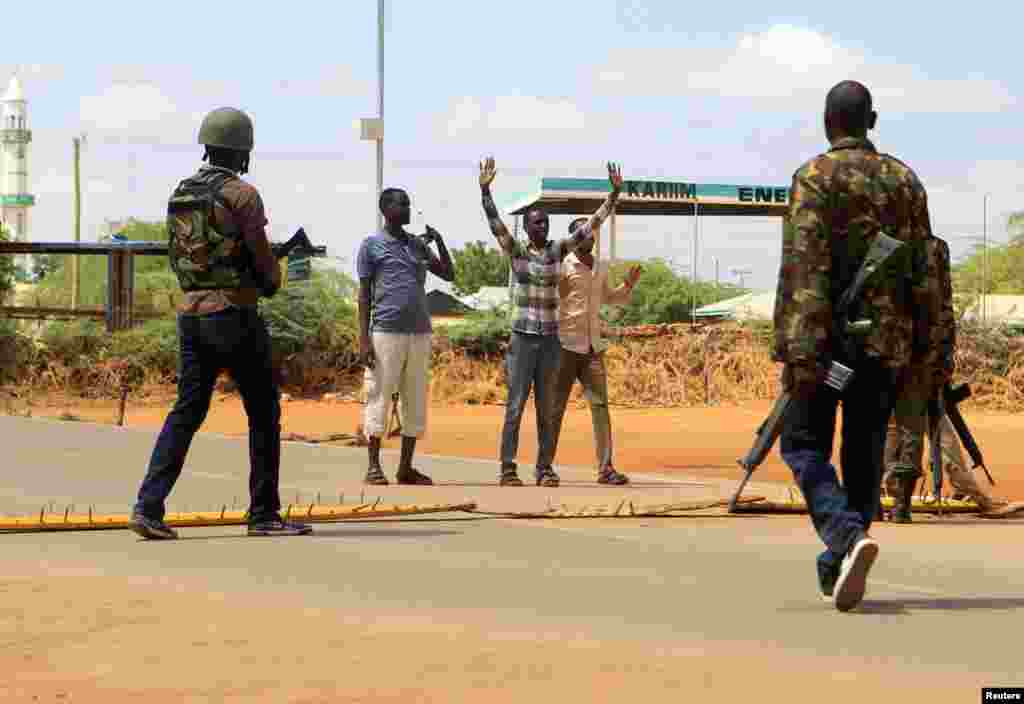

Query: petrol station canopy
503,177,791,217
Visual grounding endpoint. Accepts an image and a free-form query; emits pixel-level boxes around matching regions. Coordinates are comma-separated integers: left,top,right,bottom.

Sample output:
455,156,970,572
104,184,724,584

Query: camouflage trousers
883,411,994,510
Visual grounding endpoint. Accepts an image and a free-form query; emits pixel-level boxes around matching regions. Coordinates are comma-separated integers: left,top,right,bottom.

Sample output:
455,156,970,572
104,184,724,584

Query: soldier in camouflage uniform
772,81,933,612
129,107,312,540
882,234,1005,520
883,234,956,521
884,412,1003,518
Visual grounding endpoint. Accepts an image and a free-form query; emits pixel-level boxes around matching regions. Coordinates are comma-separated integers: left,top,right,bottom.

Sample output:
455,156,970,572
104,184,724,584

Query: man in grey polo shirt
357,187,454,485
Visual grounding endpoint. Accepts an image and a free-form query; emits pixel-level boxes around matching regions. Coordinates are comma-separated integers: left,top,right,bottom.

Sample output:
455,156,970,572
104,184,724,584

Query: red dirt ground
21,392,1022,501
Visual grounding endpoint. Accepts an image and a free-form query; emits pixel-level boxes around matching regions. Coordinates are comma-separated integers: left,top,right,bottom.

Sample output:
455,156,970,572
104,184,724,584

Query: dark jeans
134,307,282,524
500,331,561,475
779,360,897,586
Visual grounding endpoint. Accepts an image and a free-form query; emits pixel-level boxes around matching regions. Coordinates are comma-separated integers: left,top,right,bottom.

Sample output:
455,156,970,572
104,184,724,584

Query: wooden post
105,250,134,332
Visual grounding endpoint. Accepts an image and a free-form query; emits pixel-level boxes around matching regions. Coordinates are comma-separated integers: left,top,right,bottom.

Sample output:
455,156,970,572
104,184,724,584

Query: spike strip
0,502,478,533
730,495,981,515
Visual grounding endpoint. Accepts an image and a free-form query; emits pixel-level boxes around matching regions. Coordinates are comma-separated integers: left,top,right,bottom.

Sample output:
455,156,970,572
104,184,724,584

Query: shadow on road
858,597,1024,614
165,527,467,542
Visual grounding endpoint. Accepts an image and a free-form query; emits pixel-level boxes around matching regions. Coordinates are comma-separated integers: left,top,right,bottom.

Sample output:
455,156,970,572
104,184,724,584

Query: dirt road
25,392,1021,500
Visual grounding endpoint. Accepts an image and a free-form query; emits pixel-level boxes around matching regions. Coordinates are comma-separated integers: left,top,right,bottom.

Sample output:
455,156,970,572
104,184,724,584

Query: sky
2,0,1022,291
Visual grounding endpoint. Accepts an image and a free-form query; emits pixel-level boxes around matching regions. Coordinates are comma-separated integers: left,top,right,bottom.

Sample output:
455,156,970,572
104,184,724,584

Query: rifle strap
827,160,905,323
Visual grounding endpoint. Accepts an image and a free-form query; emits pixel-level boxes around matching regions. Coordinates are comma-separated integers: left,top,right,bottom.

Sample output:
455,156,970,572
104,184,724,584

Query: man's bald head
824,80,877,140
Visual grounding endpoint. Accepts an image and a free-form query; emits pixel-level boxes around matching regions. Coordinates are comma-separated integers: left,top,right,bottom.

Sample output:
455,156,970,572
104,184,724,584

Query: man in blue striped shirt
479,158,622,486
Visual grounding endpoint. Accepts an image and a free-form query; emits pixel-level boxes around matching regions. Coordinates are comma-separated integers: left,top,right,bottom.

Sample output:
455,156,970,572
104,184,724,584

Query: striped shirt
482,189,618,336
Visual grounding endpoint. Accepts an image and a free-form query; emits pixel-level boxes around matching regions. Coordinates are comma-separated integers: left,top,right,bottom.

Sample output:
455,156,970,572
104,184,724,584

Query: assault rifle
927,395,946,516
943,383,994,486
270,227,326,260
247,227,326,289
729,232,906,512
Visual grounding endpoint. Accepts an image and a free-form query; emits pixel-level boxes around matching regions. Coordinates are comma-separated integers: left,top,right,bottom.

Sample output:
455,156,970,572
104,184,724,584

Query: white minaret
1,75,35,245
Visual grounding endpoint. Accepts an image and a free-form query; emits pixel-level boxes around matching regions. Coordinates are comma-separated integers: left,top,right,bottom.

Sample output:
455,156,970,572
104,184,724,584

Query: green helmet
197,107,253,151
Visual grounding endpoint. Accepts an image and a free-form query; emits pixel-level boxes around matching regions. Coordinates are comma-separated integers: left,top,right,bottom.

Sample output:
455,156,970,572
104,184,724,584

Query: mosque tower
1,74,35,244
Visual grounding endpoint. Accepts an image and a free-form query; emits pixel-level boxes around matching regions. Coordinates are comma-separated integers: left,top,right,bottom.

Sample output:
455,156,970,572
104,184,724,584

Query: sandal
597,468,630,485
364,466,389,485
500,471,524,487
535,468,560,487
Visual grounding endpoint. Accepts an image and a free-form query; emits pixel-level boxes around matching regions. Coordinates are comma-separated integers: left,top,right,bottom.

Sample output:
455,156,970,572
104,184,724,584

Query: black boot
890,475,917,524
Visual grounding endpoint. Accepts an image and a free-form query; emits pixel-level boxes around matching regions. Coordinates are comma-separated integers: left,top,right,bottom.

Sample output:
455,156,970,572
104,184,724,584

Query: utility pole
983,193,990,324
376,0,384,231
358,2,385,231
71,134,85,310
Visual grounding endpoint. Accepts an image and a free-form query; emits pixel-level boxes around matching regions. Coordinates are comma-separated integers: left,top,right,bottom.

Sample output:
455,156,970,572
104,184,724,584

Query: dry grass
4,321,1024,412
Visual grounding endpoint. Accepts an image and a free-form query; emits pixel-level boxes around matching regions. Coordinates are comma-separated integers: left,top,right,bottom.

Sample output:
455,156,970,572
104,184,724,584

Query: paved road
1,415,1022,703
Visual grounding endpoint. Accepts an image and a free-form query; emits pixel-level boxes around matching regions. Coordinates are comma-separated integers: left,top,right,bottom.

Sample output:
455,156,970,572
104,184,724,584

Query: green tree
950,215,1024,297
32,219,177,309
451,241,508,296
604,259,746,325
0,225,15,303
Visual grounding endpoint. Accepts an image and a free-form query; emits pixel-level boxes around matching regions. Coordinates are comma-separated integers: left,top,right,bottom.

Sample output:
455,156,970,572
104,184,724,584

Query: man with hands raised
478,157,624,487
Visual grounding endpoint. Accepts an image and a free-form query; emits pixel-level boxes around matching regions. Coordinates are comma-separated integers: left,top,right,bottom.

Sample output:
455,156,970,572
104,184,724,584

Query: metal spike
39,506,45,524
285,504,292,519
88,506,93,524
371,497,381,510
316,492,321,505
63,506,69,523
360,490,365,503
220,505,226,519
339,492,344,505
307,502,315,517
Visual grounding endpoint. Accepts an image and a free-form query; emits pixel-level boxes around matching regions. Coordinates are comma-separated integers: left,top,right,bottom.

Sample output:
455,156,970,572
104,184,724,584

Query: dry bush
5,315,1024,414
603,324,779,407
429,340,505,405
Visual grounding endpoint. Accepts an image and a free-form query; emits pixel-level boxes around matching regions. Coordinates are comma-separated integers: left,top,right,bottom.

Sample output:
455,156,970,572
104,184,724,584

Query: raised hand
626,264,642,288
607,162,624,193
479,157,497,188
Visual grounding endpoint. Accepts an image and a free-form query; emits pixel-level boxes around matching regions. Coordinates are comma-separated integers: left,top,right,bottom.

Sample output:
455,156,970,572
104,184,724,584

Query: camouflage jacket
904,235,955,398
772,137,932,371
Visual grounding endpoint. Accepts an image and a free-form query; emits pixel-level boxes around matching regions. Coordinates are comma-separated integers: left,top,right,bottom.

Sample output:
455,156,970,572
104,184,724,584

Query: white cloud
446,97,483,137
443,95,587,140
487,96,586,130
595,25,1016,113
274,65,367,97
79,82,190,142
334,182,373,195
0,63,66,89
86,179,115,195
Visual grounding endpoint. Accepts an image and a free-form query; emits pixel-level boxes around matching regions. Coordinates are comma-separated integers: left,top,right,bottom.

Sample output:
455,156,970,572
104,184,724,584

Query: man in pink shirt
550,218,641,484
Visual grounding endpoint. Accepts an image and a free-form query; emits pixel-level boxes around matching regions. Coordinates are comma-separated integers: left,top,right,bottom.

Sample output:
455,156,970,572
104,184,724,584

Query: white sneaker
833,536,879,612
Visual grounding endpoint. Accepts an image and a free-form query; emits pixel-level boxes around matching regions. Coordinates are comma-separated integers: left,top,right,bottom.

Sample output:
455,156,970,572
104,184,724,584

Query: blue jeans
500,331,561,475
779,360,897,587
134,307,282,524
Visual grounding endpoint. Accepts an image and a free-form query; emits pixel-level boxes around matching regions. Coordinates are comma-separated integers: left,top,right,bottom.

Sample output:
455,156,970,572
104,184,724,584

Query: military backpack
166,170,244,291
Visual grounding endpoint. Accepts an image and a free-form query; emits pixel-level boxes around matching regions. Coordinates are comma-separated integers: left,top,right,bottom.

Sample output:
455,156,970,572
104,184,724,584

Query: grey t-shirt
356,229,432,334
